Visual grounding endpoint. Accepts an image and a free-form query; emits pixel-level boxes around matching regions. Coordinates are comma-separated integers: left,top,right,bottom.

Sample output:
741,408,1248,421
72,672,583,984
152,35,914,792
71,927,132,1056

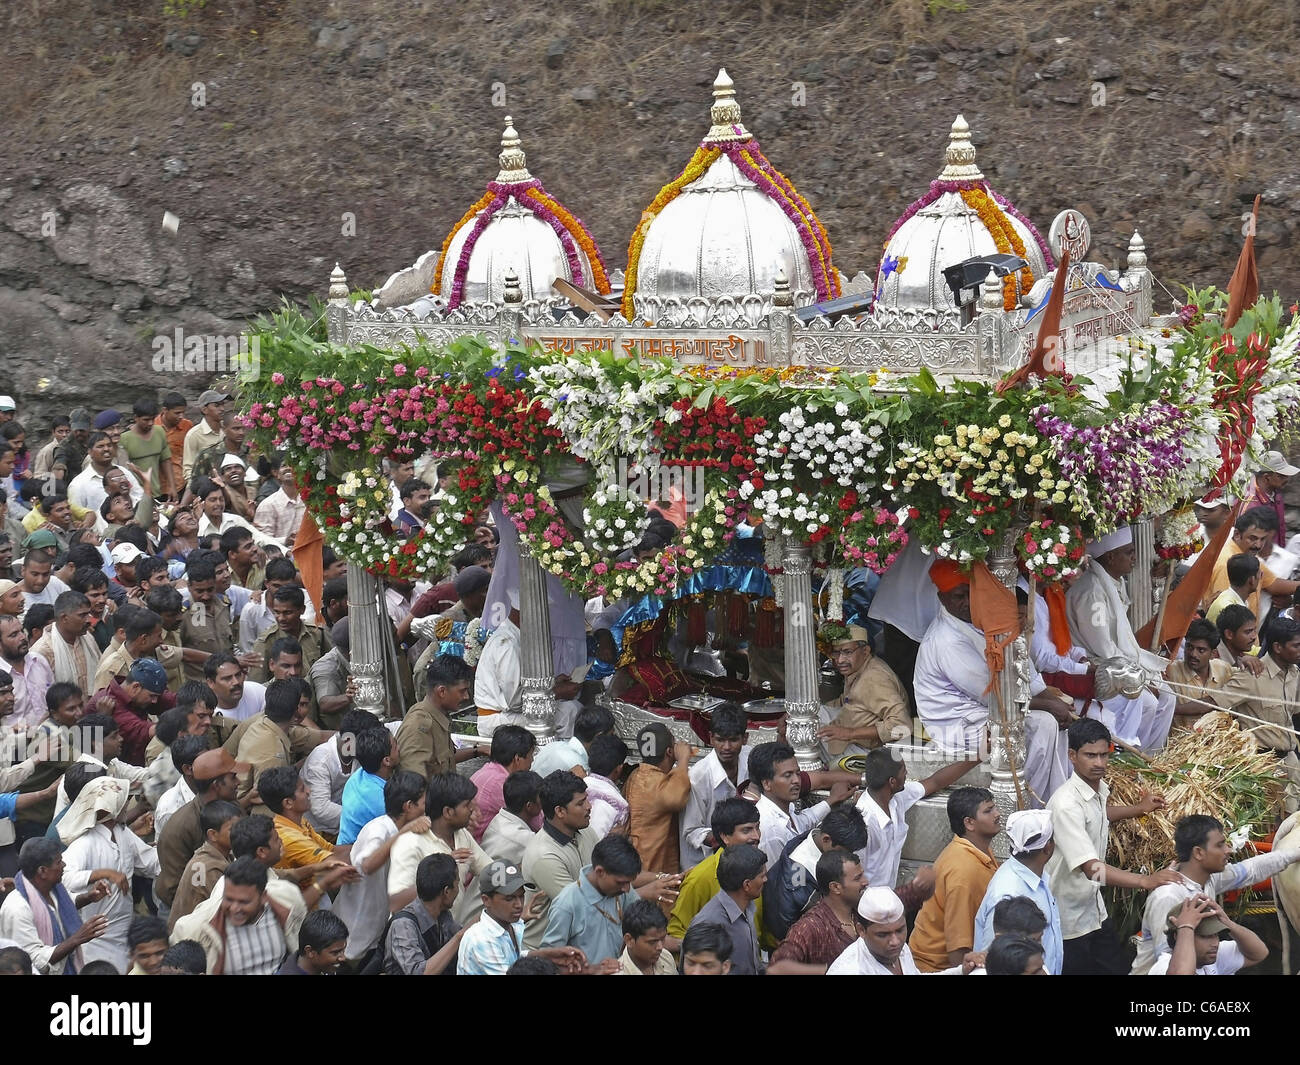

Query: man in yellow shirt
908,786,999,972
1206,553,1260,627
258,764,356,879
1204,506,1298,616
667,797,763,939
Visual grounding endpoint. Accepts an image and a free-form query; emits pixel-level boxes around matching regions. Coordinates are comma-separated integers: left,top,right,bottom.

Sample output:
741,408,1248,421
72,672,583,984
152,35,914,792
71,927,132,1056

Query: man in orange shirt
258,764,359,898
626,723,693,874
909,786,999,971
155,392,192,502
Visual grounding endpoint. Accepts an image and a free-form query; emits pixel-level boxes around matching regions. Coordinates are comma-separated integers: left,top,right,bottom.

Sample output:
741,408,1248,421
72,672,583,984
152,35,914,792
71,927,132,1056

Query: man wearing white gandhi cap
973,808,1063,974
827,886,919,975
1065,525,1175,752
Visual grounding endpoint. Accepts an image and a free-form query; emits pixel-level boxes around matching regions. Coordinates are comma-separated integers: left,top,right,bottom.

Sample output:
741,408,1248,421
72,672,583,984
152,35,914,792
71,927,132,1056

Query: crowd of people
0,389,1295,978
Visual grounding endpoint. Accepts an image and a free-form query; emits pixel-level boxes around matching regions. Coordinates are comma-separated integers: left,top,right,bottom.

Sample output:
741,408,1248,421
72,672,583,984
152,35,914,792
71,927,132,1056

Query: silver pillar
346,562,387,718
518,544,557,747
781,539,823,771
1129,517,1155,631
986,532,1030,860
326,263,350,345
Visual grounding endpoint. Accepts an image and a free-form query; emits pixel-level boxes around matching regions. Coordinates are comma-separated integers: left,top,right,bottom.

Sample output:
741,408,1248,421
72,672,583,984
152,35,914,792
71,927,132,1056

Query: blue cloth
0,792,16,822
337,769,387,846
538,866,641,965
13,870,84,975
973,856,1064,976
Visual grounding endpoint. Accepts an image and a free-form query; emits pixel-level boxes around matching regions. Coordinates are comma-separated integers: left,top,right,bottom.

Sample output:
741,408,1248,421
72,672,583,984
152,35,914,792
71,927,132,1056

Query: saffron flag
1223,195,1261,330
1136,506,1237,653
970,561,1020,693
293,508,324,612
997,249,1071,392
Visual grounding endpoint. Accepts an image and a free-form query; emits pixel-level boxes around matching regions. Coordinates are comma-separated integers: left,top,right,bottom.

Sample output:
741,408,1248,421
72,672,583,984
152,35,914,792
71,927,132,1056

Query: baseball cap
93,409,123,430
1166,908,1227,937
1261,450,1300,477
192,748,251,782
197,389,231,407
126,657,168,694
0,396,15,412
110,542,145,565
479,860,530,897
21,529,60,552
69,407,93,432
636,722,674,763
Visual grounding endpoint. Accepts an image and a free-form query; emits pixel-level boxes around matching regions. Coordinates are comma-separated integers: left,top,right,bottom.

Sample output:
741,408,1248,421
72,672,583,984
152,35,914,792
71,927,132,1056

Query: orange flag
998,249,1071,393
293,508,325,612
1223,195,1260,329
970,561,1021,692
1136,507,1237,652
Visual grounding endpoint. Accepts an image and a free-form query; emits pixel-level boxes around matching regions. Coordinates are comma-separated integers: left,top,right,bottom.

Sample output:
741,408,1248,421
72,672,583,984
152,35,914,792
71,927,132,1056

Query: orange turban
929,557,971,593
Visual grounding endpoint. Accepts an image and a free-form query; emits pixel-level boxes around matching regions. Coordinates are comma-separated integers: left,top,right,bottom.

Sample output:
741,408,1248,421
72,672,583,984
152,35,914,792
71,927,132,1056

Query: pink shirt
469,761,544,842
2,652,55,730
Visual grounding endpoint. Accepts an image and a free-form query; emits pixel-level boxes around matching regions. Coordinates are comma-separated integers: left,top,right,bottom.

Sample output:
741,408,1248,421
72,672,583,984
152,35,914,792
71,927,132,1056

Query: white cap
1005,809,1054,853
856,886,905,924
110,542,145,565
1195,495,1229,509
1086,525,1132,557
0,396,15,412
219,453,246,470
1261,450,1300,477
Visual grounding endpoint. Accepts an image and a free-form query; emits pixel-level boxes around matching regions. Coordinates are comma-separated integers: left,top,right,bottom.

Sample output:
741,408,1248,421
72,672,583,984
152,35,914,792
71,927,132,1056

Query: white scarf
49,628,100,690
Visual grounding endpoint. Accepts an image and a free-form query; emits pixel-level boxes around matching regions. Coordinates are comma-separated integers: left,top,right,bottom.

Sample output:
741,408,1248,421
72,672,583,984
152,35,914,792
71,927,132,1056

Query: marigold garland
524,187,612,295
622,146,720,318
430,190,495,297
960,187,1035,311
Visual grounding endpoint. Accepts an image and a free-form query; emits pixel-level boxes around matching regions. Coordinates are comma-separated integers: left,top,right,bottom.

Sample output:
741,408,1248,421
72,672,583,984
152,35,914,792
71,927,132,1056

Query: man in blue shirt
973,809,1063,974
689,843,766,975
539,835,643,972
337,727,397,845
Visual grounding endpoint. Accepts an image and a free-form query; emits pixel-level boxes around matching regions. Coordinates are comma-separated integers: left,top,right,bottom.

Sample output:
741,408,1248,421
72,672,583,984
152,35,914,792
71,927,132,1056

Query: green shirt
120,425,171,492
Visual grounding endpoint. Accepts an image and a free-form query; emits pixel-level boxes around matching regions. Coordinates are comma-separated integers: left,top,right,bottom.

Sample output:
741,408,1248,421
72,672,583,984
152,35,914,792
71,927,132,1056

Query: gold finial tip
703,66,750,144
714,68,733,91
939,113,983,181
496,114,530,181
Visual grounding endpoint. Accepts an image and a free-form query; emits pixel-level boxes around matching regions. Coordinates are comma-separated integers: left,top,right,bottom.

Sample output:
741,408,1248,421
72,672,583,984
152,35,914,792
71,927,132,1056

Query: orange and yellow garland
430,190,495,297
622,146,721,319
959,187,1035,311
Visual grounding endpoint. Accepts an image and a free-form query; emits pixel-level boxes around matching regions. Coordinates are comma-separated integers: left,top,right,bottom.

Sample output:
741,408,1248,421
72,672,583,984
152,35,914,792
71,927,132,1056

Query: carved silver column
781,539,822,771
1129,517,1155,632
767,269,793,366
327,263,350,345
986,531,1029,859
346,562,387,718
518,543,557,747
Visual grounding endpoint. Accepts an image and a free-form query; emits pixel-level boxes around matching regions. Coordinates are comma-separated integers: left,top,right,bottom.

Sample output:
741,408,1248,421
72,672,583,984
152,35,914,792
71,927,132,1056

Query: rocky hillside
3,0,1298,428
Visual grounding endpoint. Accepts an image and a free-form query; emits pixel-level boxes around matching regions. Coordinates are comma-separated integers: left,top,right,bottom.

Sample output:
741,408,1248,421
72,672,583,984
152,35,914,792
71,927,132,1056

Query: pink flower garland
721,141,835,301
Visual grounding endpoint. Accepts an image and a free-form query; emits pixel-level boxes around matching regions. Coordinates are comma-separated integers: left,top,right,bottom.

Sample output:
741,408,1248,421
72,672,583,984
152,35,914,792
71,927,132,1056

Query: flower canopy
242,288,1300,597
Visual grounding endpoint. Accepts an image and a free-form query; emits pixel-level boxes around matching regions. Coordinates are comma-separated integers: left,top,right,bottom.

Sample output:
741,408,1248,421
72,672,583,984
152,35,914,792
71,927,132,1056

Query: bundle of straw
1107,712,1287,872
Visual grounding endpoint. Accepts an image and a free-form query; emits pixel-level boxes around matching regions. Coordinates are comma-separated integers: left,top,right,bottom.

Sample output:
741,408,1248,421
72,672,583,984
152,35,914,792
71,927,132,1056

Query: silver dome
876,116,1050,313
631,70,826,316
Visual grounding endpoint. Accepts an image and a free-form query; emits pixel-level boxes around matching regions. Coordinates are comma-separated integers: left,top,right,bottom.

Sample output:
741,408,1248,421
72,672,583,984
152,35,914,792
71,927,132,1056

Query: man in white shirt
914,560,1070,803
1066,526,1175,752
68,432,143,514
855,747,980,899
1131,812,1300,974
58,776,160,973
1150,894,1267,975
254,465,307,545
181,390,229,483
680,702,750,869
151,735,208,837
474,593,524,739
195,478,284,551
334,770,431,965
1048,717,1179,975
301,709,373,838
206,654,266,725
750,741,855,868
18,543,71,615
481,770,542,865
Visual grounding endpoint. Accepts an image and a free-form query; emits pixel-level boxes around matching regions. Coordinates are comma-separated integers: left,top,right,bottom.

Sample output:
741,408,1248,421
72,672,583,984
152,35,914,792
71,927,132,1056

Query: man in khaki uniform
816,625,913,762
179,559,236,685
249,586,331,684
223,677,329,764
395,655,483,781
1219,616,1300,812
93,608,167,693
235,678,299,815
1165,618,1234,729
